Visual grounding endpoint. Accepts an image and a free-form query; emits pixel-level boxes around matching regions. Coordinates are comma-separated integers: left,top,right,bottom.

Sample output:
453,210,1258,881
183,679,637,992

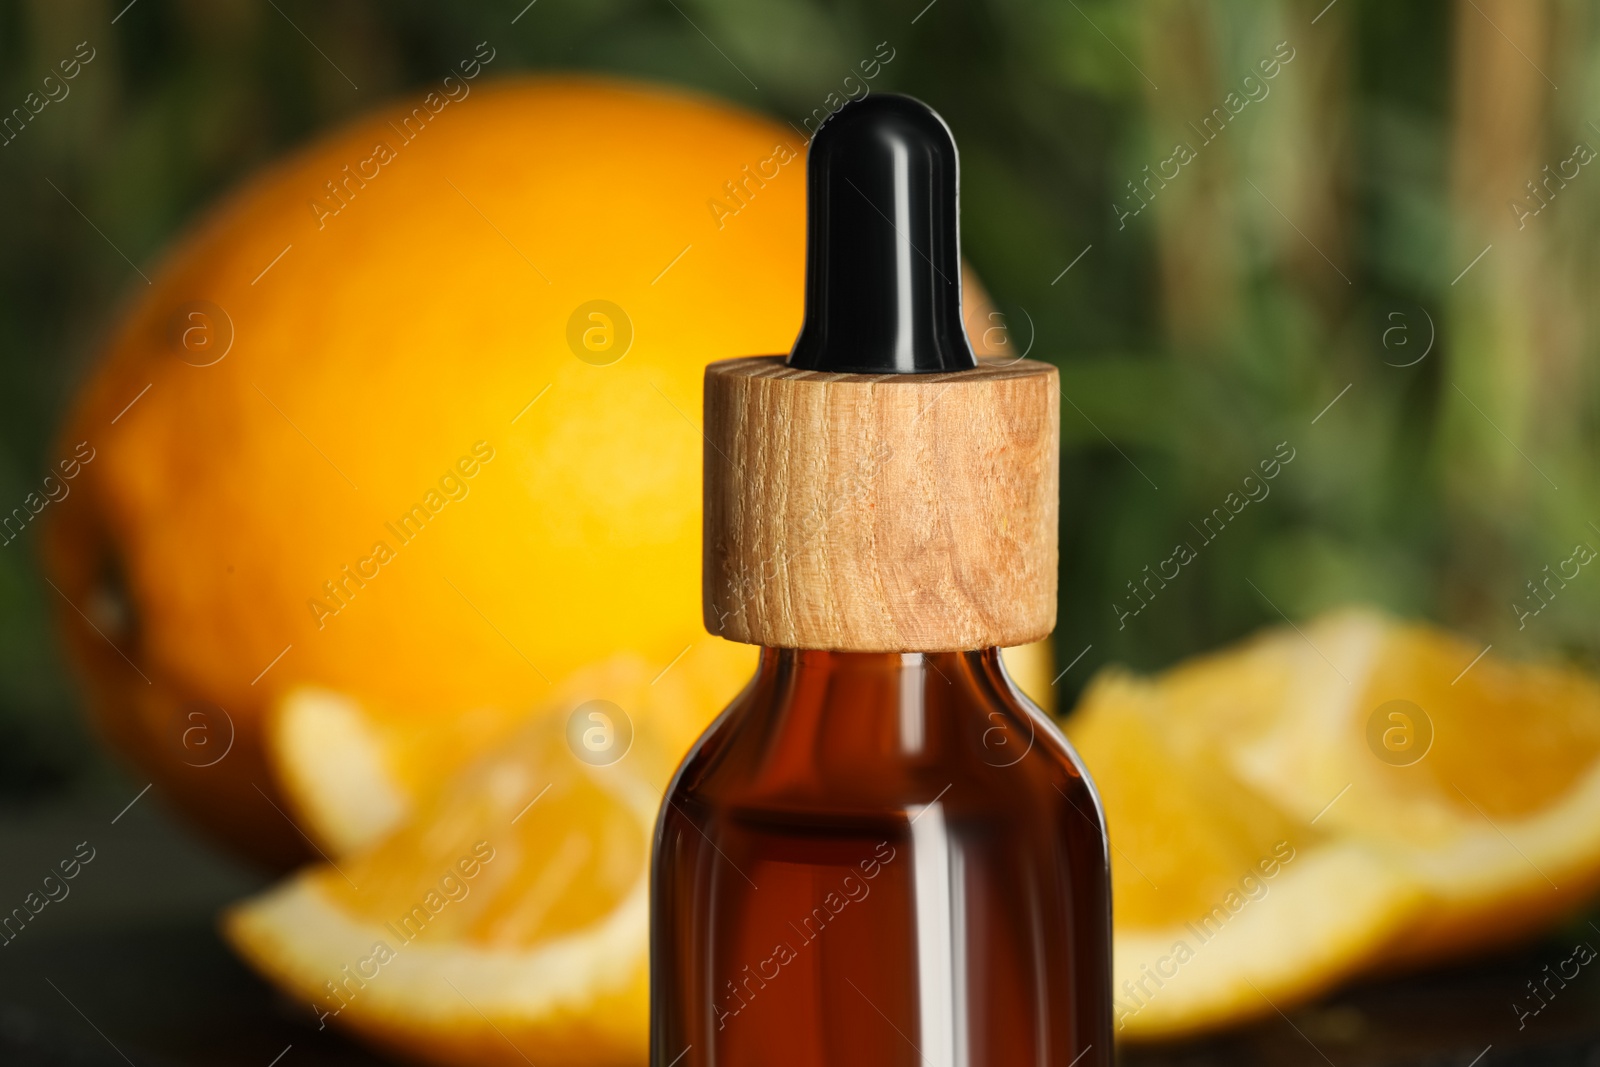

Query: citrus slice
1067,671,1425,1040
1159,607,1600,965
267,638,755,856
267,689,521,858
268,639,1054,857
226,705,665,1066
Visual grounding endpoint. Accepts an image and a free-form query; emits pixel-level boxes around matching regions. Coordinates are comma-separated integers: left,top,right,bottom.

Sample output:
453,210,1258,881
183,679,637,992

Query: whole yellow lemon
44,75,819,865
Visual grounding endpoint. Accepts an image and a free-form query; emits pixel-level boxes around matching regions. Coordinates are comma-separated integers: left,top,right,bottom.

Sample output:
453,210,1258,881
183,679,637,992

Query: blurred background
3,0,1600,1064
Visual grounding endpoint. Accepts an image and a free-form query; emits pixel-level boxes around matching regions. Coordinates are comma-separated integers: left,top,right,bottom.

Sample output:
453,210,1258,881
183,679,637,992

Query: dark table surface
4,782,1598,1067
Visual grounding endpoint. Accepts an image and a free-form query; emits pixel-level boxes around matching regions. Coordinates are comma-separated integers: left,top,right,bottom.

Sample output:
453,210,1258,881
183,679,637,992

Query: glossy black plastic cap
787,94,978,374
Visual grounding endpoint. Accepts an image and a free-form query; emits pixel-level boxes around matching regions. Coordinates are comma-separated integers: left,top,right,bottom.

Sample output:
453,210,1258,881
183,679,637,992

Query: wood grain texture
703,356,1059,651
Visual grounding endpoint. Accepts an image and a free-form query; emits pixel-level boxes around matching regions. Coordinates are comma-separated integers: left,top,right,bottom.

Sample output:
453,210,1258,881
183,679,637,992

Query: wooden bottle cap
703,356,1059,652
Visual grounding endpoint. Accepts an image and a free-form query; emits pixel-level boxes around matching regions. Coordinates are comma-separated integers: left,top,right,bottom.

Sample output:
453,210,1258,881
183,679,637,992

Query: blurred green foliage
3,0,1598,792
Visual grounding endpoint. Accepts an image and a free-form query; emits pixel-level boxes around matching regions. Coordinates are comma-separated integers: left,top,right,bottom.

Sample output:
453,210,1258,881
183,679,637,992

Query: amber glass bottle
652,648,1110,1065
652,93,1111,1065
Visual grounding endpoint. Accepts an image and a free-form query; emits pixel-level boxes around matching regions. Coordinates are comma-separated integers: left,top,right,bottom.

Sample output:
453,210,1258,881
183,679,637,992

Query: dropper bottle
651,93,1111,1067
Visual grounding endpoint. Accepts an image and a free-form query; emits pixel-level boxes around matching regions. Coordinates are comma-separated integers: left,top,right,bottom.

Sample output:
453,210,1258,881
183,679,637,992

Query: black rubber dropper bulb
787,94,979,374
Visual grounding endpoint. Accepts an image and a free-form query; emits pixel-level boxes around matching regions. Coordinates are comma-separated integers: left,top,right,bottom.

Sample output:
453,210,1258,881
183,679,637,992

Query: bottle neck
755,648,1011,710
713,647,1029,781
759,646,1003,667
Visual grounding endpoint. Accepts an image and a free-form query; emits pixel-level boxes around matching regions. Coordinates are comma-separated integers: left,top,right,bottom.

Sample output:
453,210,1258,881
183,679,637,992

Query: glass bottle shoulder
662,648,1105,841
